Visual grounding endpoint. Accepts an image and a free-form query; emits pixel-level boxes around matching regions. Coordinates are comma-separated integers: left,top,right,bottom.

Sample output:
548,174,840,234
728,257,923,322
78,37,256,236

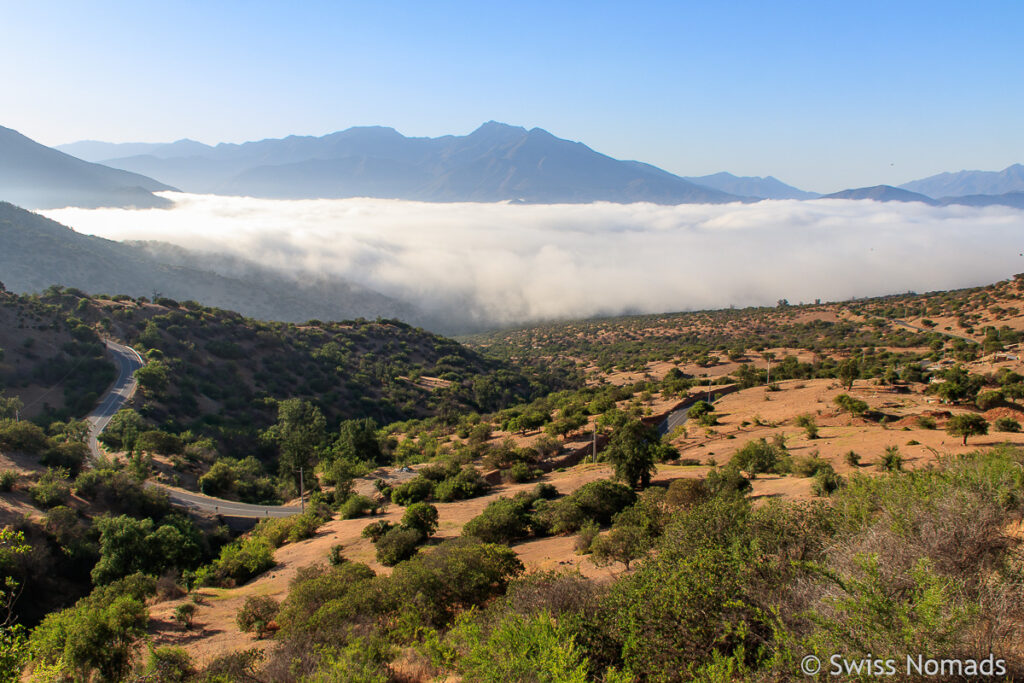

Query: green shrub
793,454,830,477
533,482,559,500
401,502,439,537
361,520,395,542
434,466,490,502
916,415,937,429
878,446,903,472
731,438,789,475
29,468,71,508
375,527,423,566
811,465,843,496
253,512,324,547
390,477,434,506
508,461,540,483
994,417,1021,433
328,544,347,566
339,494,380,520
195,536,275,587
0,470,17,492
236,595,280,639
0,419,49,455
563,480,636,526
575,520,600,554
844,450,861,467
665,478,711,508
463,496,534,544
144,646,195,682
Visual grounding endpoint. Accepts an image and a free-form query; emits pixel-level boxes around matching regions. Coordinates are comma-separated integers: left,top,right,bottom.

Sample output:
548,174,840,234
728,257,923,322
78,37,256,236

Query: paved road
86,340,301,519
658,390,724,437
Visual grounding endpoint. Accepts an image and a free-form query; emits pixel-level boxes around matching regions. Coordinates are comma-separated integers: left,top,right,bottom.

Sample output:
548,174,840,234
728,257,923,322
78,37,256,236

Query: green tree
97,408,144,453
401,502,439,538
837,358,860,390
330,418,383,466
946,413,989,446
236,595,279,639
604,420,668,489
262,398,327,485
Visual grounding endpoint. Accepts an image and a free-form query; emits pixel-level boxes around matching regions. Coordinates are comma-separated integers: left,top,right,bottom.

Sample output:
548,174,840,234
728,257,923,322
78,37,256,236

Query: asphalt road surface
86,340,301,519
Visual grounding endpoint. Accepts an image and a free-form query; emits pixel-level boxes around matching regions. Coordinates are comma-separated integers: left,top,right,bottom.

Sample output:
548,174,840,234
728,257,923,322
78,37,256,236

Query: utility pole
766,358,771,386
592,427,597,463
296,467,305,513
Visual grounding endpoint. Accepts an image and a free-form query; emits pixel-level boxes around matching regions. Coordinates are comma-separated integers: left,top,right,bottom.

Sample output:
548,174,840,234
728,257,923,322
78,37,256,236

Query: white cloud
42,194,1024,328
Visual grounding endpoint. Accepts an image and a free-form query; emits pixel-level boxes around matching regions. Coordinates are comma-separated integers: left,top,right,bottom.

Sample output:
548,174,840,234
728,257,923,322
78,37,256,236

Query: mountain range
55,122,748,205
899,164,1024,198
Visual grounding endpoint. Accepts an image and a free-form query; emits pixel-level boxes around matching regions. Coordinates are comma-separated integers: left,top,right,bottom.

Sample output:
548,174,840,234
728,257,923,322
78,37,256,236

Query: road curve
892,319,980,345
86,340,301,519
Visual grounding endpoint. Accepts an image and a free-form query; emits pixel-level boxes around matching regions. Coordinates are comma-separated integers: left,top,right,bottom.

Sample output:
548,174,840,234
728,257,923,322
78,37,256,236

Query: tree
401,502,439,538
97,409,144,453
0,395,22,421
834,393,868,417
330,418,383,466
262,398,327,485
946,413,989,446
837,358,860,390
604,420,668,489
591,525,650,571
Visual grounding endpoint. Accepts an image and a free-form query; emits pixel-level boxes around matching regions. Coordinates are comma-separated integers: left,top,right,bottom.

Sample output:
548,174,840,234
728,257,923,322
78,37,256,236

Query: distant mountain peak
900,163,1024,198
822,185,937,205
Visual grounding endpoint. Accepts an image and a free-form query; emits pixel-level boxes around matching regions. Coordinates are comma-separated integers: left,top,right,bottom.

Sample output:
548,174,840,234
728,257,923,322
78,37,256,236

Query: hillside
0,125,175,209
0,202,420,326
821,184,938,204
72,122,749,205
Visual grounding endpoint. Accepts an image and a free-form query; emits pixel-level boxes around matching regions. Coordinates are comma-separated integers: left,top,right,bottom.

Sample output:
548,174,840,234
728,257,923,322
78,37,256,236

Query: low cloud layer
43,194,1024,329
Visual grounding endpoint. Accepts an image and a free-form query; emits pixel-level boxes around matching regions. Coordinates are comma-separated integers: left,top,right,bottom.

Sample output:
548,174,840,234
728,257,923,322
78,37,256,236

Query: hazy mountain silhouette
900,164,1024,198
0,126,175,209
0,202,419,325
822,185,939,205
938,192,1024,209
70,122,749,204
683,172,818,199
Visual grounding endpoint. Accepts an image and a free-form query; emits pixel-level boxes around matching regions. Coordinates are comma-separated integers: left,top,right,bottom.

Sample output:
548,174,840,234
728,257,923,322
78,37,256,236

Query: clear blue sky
2,0,1021,192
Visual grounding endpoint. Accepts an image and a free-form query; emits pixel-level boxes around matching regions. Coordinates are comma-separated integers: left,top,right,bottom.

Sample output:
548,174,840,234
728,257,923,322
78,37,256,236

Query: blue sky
2,1,1021,192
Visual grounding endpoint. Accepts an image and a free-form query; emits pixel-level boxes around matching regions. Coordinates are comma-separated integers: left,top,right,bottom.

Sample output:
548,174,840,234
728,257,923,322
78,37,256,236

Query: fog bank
43,194,1024,329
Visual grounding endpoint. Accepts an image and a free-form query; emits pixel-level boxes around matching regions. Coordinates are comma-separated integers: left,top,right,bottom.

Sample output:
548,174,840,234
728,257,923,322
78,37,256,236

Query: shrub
463,497,533,544
0,470,17,492
878,446,903,472
375,527,423,566
401,502,439,537
174,602,196,630
236,595,280,639
575,520,600,554
29,468,71,508
946,413,989,446
508,461,540,483
533,482,559,500
976,390,1005,411
916,415,937,430
361,520,394,542
390,477,434,506
563,480,636,526
795,414,819,439
338,494,380,520
792,454,830,477
731,438,788,475
195,536,275,587
144,646,195,682
994,417,1021,433
253,512,324,547
811,465,843,496
834,394,869,417
434,467,489,502
665,478,711,508
844,450,861,467
0,419,48,455
328,544,347,566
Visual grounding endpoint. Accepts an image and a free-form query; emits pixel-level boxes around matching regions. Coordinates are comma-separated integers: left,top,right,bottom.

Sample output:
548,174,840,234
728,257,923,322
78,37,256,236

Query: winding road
87,340,301,519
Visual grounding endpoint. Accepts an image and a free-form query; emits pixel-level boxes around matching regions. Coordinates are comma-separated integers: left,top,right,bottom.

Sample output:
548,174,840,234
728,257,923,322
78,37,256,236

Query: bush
236,595,280,639
563,480,636,526
793,454,830,477
361,520,395,542
29,468,71,508
174,602,196,630
976,390,1005,411
994,417,1021,433
338,494,380,520
145,646,195,682
0,470,17,492
916,415,937,430
328,544,347,566
253,512,324,547
795,414,819,439
878,446,903,472
834,394,869,417
463,496,534,544
390,477,434,506
665,478,711,508
435,466,490,502
844,450,861,467
508,461,540,483
195,536,275,587
375,527,423,566
401,502,439,537
811,465,843,496
731,438,789,475
0,419,48,455
533,482,559,500
575,520,600,554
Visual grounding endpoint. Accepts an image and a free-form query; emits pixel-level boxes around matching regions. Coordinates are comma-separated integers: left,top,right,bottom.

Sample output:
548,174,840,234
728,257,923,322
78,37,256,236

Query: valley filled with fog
44,193,1024,330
